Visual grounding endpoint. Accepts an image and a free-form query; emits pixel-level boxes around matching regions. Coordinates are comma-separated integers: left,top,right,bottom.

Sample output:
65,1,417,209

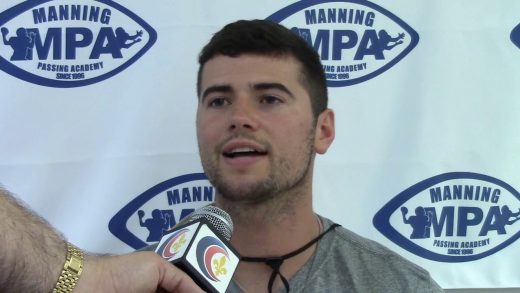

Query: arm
0,187,203,293
120,30,142,48
0,187,65,292
1,27,10,44
400,206,410,224
138,210,146,226
129,30,143,40
392,32,405,42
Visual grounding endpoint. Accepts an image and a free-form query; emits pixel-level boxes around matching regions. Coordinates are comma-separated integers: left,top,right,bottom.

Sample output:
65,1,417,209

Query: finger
156,258,204,293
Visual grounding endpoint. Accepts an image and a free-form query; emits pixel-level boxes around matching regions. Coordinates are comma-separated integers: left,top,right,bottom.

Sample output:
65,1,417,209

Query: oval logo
511,22,520,50
266,0,419,87
0,0,156,87
109,173,214,249
373,172,520,262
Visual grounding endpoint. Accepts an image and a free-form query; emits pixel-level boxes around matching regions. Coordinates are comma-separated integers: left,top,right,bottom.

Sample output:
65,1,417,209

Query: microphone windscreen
186,205,233,241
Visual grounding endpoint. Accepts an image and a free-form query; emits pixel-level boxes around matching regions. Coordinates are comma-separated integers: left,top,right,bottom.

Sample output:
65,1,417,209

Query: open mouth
223,147,267,158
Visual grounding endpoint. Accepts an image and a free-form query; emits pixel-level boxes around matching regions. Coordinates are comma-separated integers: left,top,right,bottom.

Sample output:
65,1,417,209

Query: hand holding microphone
74,251,205,293
154,205,240,293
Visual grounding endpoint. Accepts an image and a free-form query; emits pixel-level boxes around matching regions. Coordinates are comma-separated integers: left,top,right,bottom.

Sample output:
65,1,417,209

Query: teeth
231,147,256,153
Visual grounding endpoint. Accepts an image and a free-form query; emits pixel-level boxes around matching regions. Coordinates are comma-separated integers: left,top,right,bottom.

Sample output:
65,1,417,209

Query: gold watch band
53,242,84,293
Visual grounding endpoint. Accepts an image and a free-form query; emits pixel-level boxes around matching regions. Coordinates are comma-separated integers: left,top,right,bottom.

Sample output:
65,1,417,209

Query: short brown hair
197,19,328,119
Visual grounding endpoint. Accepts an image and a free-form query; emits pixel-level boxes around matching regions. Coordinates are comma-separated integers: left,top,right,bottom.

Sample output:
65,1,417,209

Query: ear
314,109,335,154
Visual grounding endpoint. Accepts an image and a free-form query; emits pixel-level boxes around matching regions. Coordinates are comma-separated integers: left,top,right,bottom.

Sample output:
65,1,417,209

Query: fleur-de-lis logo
213,256,227,276
196,236,232,282
172,234,186,253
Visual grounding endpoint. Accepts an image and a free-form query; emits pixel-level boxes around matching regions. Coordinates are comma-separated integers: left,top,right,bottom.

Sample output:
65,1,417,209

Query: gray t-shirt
226,216,444,293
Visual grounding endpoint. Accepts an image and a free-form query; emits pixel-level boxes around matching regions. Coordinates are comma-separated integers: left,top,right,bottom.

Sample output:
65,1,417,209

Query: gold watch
53,242,84,293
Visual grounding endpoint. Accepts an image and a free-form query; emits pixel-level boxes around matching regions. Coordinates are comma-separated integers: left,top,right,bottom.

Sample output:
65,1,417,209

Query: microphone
154,205,240,293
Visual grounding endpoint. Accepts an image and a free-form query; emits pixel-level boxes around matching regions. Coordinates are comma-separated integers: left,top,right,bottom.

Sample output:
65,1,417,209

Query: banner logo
0,0,156,87
266,0,419,87
374,172,520,262
511,22,520,49
109,173,214,249
196,236,231,282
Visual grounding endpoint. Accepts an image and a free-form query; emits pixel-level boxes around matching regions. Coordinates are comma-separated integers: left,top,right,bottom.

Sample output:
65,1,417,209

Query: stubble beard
200,128,316,210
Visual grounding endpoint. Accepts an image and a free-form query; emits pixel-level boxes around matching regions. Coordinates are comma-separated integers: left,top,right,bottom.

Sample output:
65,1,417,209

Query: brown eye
260,95,282,104
209,97,230,107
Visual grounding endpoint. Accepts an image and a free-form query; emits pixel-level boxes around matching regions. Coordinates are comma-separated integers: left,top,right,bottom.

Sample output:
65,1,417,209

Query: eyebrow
253,83,294,98
200,82,295,102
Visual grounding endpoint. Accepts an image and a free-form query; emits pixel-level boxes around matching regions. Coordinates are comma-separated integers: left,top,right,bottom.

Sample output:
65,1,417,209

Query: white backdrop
1,0,520,290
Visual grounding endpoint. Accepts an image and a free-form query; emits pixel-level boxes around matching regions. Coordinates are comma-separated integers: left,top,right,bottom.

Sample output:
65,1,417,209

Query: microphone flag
155,217,240,293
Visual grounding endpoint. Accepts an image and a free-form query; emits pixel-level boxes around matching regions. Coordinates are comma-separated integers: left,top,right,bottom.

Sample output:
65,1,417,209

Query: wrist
73,255,100,293
52,242,84,293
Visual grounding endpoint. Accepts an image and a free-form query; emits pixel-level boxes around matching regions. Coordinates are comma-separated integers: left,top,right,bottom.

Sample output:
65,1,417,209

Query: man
0,187,203,293
1,19,442,293
195,20,443,292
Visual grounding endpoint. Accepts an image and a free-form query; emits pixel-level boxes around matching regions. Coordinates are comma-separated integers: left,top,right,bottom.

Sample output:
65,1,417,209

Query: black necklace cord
241,223,340,293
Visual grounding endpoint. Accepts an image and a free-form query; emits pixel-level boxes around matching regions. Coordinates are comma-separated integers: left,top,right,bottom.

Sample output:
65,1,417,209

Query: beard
199,128,316,205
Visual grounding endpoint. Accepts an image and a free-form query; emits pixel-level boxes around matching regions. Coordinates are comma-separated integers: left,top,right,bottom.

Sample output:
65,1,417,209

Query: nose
228,98,258,131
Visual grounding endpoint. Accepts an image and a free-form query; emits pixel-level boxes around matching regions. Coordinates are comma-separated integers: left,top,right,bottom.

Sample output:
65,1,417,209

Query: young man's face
196,54,333,204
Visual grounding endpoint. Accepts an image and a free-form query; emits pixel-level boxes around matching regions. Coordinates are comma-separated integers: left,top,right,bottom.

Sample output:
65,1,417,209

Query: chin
217,181,273,202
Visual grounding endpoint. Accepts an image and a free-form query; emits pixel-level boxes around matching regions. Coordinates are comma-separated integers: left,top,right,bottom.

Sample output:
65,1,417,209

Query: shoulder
311,216,444,292
328,217,418,264
320,216,420,267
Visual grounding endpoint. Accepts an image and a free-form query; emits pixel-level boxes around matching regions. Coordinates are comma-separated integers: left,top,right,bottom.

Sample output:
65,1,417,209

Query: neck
216,193,322,292
233,205,318,256
216,180,318,254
